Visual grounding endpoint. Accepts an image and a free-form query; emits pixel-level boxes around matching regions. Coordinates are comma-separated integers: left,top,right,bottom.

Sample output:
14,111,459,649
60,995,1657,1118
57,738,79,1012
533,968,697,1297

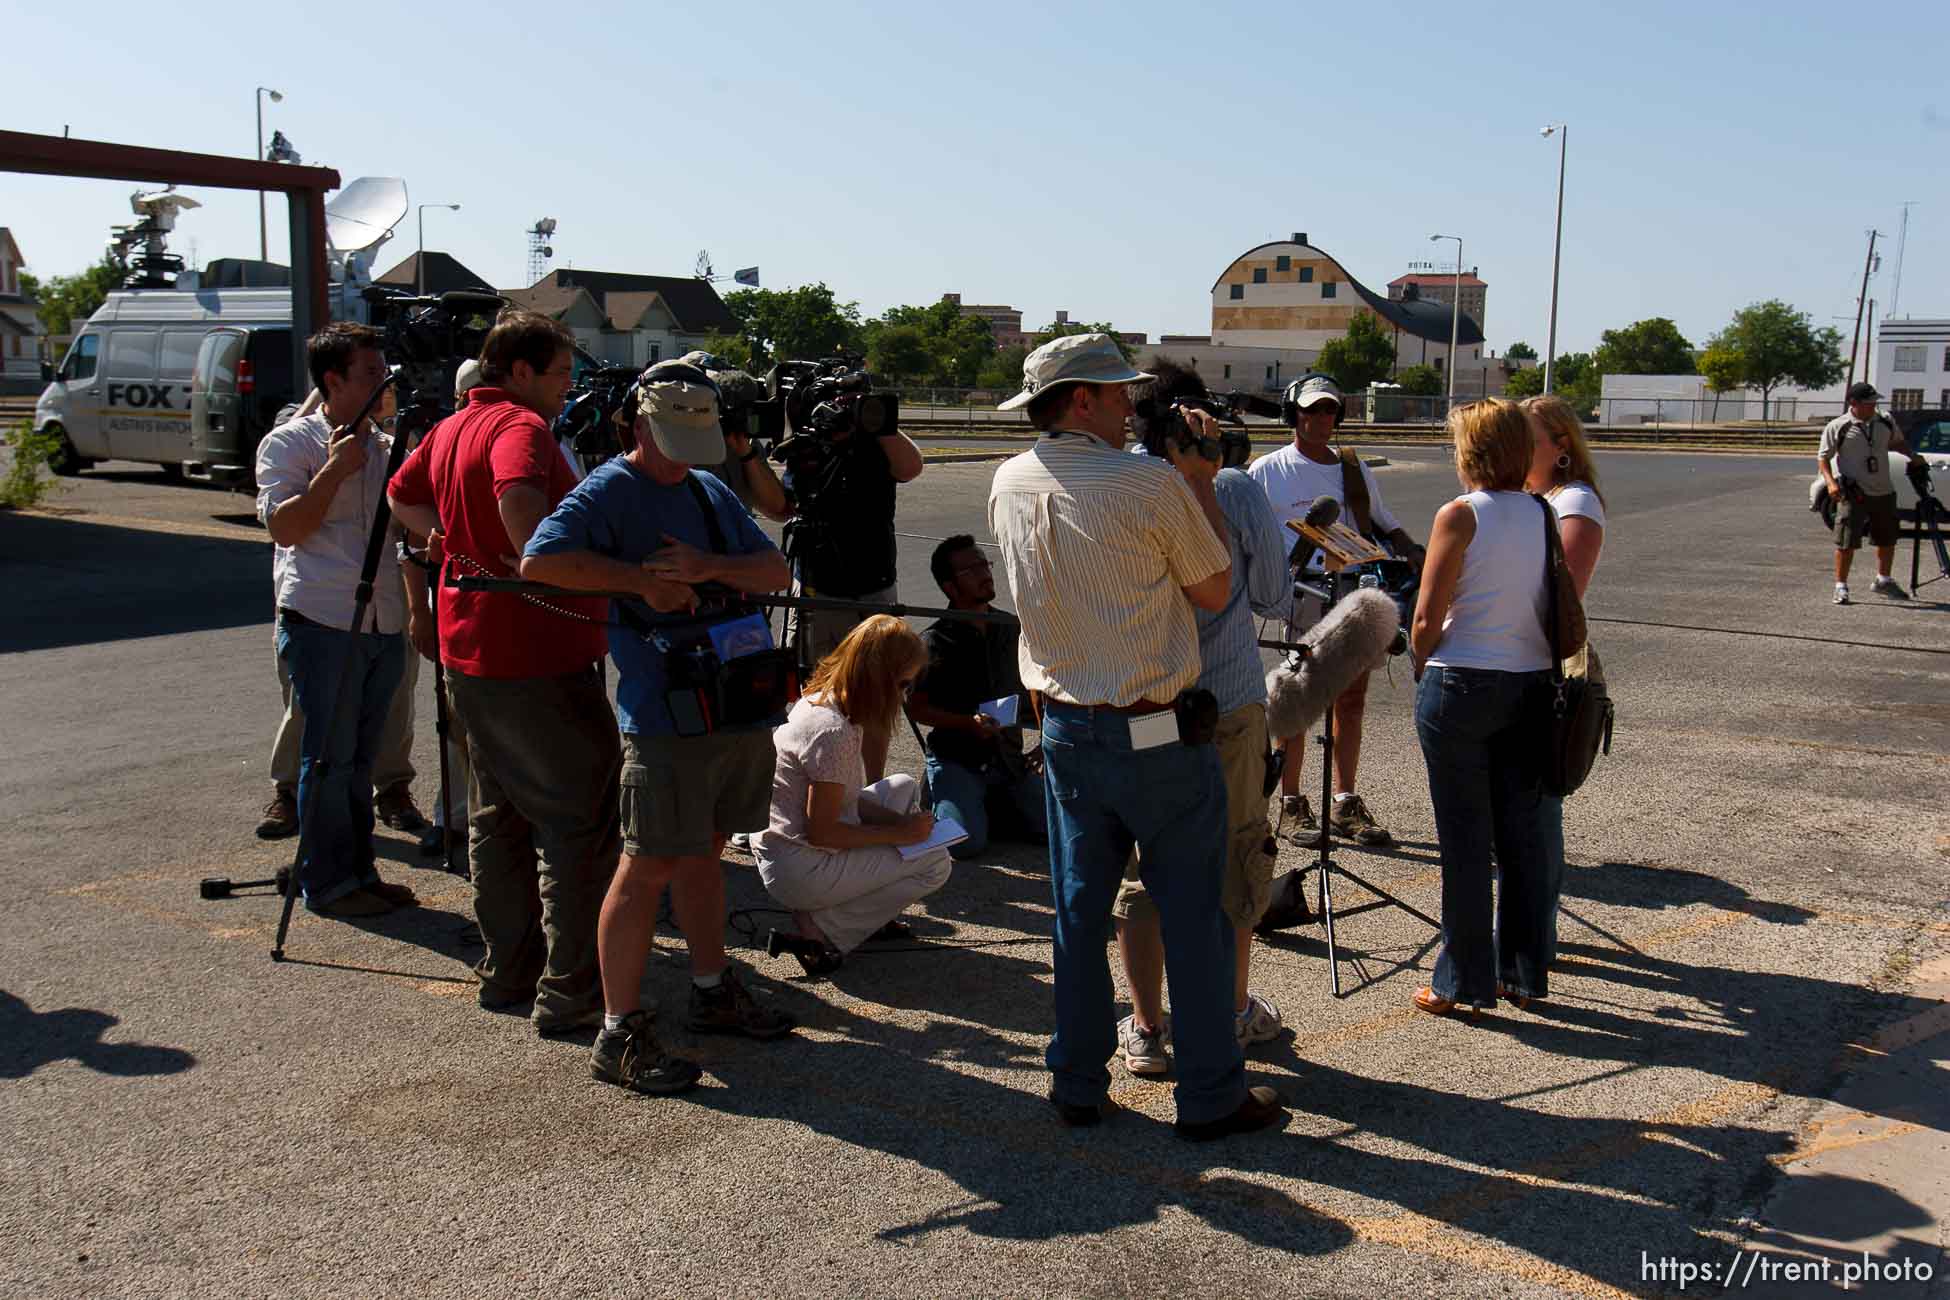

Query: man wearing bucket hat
524,358,798,1096
989,333,1286,1141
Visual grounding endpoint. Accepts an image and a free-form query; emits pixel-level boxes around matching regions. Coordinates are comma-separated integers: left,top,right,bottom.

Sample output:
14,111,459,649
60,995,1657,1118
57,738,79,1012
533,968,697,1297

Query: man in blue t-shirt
523,360,796,1097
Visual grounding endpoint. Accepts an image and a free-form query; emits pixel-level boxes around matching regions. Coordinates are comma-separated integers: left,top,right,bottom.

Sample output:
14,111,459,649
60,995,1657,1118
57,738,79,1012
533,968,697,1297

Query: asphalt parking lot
2,447,1947,1299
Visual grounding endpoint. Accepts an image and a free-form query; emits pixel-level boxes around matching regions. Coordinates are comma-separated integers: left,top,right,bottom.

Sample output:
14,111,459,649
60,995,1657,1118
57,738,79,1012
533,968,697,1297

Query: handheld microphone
1265,588,1401,740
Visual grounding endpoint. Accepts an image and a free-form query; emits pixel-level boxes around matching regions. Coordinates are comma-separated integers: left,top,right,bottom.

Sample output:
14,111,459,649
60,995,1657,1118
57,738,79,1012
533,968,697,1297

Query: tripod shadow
0,990,197,1078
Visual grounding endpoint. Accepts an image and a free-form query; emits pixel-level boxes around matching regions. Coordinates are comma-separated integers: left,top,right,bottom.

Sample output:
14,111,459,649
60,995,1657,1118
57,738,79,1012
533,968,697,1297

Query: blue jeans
924,754,1048,860
1039,702,1243,1125
1414,666,1561,1006
276,614,406,909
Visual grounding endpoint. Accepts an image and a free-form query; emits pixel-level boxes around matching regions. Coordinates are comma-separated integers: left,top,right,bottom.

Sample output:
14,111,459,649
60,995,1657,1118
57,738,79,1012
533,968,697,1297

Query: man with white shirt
254,323,417,919
1247,375,1423,855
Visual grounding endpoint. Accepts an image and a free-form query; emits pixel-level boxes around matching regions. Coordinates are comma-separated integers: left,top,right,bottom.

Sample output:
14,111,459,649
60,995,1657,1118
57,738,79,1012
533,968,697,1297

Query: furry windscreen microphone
1303,495,1341,529
1265,588,1401,740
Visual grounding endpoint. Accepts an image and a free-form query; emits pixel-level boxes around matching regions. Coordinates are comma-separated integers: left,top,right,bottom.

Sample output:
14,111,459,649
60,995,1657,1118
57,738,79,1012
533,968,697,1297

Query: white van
35,287,295,478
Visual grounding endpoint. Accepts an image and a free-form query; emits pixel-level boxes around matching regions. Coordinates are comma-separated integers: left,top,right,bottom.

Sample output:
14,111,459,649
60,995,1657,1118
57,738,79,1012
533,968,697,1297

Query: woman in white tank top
1406,399,1565,1017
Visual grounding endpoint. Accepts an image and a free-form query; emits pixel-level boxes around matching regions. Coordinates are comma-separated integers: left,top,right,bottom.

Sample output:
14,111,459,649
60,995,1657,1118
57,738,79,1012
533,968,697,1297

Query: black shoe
477,983,530,1013
1254,870,1313,934
1174,1086,1287,1142
1049,1089,1117,1128
867,917,913,943
766,928,843,978
592,1011,702,1096
534,1005,604,1038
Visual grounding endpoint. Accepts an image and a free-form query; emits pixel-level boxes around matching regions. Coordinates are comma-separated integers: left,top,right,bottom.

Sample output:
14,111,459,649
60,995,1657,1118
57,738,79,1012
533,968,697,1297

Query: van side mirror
40,361,53,383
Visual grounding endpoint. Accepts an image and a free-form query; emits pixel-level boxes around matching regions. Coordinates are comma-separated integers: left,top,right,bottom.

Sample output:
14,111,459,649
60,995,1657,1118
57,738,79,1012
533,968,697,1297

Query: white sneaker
1118,1014,1169,1076
1235,991,1285,1047
1834,582,1851,605
729,832,753,852
1872,575,1910,599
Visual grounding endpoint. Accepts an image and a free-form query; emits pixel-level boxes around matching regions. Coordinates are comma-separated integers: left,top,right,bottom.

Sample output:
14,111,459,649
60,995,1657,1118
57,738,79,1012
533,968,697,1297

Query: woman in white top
1520,395,1605,598
1408,399,1565,1017
757,615,951,976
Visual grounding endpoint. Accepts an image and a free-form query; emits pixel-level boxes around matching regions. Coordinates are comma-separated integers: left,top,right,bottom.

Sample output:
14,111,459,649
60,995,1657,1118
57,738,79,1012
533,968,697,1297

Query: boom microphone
1265,588,1401,740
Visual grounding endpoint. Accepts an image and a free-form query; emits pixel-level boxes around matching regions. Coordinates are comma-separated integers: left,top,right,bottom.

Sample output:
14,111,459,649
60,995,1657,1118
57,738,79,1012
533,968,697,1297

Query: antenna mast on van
108,187,201,288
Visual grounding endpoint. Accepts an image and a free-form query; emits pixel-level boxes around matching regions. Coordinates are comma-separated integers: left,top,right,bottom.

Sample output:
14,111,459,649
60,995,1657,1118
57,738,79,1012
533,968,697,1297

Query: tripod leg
1317,715,1342,998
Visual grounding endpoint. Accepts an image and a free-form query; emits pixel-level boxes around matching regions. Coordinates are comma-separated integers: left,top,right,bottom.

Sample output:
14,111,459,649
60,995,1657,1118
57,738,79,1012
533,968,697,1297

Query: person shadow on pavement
0,990,196,1078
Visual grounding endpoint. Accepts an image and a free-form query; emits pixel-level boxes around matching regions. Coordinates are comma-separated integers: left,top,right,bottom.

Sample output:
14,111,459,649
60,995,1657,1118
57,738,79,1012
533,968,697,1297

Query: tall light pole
1430,233,1463,412
1541,123,1567,393
416,203,462,294
255,87,283,261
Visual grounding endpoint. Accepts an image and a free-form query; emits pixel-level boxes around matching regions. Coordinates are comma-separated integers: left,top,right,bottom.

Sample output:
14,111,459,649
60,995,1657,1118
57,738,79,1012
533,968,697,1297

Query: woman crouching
757,615,952,976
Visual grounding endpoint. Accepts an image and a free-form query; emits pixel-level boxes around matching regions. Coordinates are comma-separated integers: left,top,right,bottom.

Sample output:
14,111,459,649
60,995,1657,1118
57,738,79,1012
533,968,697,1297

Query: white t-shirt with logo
1246,443,1403,572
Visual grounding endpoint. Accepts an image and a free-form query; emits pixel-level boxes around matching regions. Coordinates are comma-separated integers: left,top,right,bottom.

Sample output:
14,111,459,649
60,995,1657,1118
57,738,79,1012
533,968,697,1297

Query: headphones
1281,372,1346,427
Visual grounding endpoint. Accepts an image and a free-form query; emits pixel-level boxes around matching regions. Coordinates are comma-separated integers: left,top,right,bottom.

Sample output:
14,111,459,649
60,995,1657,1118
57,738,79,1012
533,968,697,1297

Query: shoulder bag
1535,494,1611,797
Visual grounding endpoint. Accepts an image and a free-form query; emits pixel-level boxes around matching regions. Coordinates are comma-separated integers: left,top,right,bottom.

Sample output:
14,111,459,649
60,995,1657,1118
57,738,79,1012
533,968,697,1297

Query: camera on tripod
362,288,503,412
555,362,643,470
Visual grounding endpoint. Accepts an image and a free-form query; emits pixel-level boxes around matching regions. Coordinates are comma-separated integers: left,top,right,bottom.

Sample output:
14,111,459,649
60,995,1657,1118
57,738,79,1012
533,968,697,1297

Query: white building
1597,373,1849,424
1877,319,1950,412
0,228,42,388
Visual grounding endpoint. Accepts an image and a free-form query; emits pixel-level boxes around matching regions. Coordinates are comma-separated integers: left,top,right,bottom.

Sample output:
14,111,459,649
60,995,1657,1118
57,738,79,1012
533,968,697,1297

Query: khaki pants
271,624,417,795
446,664,621,1023
756,774,952,954
1113,702,1277,929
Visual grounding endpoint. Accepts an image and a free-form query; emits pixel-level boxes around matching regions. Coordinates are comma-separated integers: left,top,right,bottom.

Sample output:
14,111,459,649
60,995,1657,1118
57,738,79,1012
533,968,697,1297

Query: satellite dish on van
326,177,408,258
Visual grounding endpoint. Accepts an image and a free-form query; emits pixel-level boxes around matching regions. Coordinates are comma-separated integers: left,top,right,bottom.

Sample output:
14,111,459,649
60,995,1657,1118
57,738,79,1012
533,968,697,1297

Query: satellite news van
33,179,409,487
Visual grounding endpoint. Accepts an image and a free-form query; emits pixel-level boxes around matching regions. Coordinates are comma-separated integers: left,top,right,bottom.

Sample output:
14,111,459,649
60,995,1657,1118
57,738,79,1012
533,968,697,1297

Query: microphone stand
1258,576,1439,999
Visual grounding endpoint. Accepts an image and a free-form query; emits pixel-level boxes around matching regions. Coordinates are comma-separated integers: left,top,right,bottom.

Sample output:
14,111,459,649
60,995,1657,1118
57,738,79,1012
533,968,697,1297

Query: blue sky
5,0,1946,360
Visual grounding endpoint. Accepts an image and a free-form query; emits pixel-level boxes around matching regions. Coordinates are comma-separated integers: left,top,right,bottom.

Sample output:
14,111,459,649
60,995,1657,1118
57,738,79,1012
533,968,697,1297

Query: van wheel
44,426,89,477
159,462,185,482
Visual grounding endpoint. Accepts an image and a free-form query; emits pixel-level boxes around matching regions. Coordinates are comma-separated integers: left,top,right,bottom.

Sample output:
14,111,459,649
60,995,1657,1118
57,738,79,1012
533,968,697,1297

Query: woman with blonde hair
1408,399,1565,1016
1520,395,1605,597
756,614,952,975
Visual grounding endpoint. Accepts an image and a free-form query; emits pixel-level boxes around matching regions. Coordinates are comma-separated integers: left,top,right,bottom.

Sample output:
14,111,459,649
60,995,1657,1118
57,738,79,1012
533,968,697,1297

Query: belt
277,607,317,628
1046,697,1174,717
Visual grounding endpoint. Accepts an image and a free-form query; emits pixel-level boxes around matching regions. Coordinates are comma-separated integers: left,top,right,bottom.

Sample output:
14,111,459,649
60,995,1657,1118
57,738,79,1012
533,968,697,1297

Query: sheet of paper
1127,711,1179,751
899,816,968,861
977,693,1020,727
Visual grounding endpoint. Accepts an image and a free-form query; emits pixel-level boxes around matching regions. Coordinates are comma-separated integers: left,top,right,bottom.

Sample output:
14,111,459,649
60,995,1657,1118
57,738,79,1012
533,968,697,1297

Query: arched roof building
1210,233,1484,352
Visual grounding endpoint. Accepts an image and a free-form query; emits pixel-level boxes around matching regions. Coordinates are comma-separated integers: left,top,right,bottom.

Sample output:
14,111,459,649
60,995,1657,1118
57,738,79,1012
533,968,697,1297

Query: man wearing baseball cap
523,358,797,1096
1818,383,1920,604
1248,373,1423,860
989,333,1285,1140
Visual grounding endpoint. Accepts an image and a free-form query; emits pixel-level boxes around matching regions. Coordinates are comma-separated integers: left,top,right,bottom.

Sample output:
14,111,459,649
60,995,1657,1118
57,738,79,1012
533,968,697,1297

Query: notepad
899,816,968,861
977,693,1020,727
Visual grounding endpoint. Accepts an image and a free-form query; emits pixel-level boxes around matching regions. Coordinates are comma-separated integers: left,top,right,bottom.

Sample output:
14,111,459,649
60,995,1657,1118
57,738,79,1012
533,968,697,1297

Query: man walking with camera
1248,375,1423,852
777,380,925,669
1820,382,1920,604
989,333,1284,1141
523,358,797,1095
387,310,619,1037
255,323,417,919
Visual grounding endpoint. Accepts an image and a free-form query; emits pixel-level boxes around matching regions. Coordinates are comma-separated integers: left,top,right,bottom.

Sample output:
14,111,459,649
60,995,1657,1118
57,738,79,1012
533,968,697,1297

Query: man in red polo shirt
389,310,618,1037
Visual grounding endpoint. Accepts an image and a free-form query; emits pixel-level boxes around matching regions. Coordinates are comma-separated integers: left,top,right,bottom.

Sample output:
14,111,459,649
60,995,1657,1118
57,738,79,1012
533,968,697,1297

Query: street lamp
1429,233,1463,413
416,203,462,294
1541,123,1568,394
255,87,283,261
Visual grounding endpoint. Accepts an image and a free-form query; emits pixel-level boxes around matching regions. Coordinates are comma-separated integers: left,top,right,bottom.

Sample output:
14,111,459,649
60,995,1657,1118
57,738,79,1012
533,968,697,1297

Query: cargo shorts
621,728,777,858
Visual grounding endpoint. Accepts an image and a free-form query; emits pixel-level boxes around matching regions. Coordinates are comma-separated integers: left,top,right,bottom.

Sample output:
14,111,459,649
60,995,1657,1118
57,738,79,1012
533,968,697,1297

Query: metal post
1846,230,1879,397
1542,124,1567,393
1430,234,1463,416
255,93,266,262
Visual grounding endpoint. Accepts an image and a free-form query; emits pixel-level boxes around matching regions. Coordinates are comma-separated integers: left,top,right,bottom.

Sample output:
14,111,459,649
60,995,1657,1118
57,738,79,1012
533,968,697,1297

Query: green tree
1394,364,1443,396
1592,317,1695,376
1315,311,1395,392
1697,300,1845,412
1504,366,1544,398
1506,353,1598,415
976,344,1027,392
28,257,121,336
864,322,933,385
1505,341,1537,362
721,283,863,368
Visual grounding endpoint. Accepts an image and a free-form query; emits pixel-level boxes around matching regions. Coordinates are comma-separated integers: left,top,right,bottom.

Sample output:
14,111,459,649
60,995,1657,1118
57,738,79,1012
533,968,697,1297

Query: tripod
1907,482,1949,595
270,377,432,961
1262,574,1439,998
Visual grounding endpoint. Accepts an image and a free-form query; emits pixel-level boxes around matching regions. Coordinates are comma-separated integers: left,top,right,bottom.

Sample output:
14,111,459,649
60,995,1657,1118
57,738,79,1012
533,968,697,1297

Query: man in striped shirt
989,334,1286,1142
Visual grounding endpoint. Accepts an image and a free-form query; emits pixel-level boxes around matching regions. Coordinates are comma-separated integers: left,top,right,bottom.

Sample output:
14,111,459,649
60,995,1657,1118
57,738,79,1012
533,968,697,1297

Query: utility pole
1845,229,1879,395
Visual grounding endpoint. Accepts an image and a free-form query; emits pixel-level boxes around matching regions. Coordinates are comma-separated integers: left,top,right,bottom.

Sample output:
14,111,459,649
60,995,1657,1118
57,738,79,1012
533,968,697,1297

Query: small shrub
1,420,66,509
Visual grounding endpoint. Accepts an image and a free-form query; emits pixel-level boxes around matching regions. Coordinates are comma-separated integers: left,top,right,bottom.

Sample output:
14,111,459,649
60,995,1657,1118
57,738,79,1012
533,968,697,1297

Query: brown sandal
1414,987,1463,1017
